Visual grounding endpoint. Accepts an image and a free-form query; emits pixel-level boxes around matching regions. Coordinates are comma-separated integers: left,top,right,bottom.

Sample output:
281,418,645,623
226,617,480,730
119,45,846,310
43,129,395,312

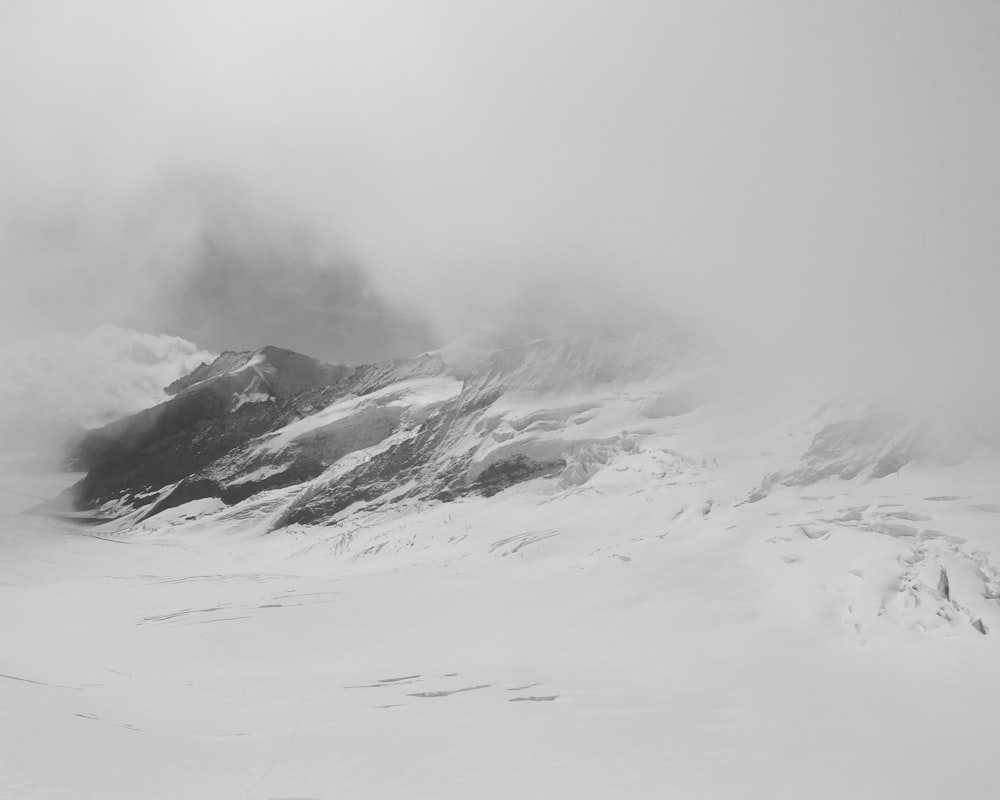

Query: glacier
2,328,999,799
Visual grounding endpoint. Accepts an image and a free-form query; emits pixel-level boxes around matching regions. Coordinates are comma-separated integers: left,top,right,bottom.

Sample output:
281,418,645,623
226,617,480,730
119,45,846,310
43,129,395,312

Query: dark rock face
67,387,299,511
55,332,679,526
468,454,566,498
61,347,354,511
140,454,328,520
162,345,352,402
272,334,671,526
277,404,471,526
164,351,252,395
72,346,351,472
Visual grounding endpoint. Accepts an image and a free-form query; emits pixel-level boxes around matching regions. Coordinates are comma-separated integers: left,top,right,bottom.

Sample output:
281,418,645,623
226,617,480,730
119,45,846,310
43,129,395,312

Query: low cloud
0,0,997,415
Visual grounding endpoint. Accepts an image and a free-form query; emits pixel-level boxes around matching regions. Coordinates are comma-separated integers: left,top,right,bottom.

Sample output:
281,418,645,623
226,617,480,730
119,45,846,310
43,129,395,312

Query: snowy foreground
4,372,1000,798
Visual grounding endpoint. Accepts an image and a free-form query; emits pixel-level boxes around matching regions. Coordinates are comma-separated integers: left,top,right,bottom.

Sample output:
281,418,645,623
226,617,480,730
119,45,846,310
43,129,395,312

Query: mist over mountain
9,321,997,799
0,325,214,466
156,221,437,365
3,0,998,401
3,2,1000,797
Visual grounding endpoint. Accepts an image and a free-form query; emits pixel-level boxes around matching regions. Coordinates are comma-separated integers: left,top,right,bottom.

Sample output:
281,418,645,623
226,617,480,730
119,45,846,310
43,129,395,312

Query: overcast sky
1,1,998,389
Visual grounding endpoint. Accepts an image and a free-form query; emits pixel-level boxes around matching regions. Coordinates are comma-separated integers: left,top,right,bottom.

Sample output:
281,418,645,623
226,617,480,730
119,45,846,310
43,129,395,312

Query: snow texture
2,334,1000,798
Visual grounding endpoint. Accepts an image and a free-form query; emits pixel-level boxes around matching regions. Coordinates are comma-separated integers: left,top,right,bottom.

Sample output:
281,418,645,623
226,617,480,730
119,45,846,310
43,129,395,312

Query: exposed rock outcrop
52,332,683,526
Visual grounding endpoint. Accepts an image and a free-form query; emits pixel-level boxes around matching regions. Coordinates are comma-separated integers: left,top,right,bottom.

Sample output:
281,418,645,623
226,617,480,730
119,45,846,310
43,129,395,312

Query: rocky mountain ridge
27,328,1000,650
53,333,687,522
51,329,956,538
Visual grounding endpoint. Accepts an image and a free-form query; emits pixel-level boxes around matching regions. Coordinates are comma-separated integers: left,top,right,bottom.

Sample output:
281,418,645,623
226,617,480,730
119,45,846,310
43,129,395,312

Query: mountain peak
165,345,350,399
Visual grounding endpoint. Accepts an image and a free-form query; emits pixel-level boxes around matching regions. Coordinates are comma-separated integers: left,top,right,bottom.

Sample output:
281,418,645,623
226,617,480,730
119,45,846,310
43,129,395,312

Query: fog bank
1,1,997,402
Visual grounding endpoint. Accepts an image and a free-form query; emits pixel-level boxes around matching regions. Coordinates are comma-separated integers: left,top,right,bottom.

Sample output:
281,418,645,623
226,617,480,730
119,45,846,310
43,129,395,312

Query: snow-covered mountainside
5,329,1000,798
56,333,682,520
56,329,1000,644
0,325,215,464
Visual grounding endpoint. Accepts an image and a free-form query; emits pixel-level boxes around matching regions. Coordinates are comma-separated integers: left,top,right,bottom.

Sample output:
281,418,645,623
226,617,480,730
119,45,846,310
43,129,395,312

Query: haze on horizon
1,1,998,394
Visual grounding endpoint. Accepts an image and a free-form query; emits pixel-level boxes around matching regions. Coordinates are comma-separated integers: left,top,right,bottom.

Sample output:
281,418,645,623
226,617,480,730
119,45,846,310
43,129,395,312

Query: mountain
54,327,1000,649
58,329,987,530
45,326,1000,647
55,332,683,520
9,327,1000,798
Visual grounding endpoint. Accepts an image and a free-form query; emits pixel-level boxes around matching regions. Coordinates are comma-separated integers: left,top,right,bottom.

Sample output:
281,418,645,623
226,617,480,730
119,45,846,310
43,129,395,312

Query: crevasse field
2,363,999,800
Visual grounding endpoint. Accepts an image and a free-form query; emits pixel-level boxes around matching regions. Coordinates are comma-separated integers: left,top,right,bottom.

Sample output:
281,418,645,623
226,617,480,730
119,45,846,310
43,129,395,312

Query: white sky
1,0,998,392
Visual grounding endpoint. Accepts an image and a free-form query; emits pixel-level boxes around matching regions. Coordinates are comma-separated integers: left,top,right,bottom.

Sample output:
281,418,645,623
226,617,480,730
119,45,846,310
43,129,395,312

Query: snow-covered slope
4,329,1000,798
56,333,687,519
58,328,1000,646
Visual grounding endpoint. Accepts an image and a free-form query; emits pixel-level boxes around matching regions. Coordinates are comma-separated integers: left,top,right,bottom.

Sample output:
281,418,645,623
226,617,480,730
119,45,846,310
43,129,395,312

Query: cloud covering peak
1,0,998,397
